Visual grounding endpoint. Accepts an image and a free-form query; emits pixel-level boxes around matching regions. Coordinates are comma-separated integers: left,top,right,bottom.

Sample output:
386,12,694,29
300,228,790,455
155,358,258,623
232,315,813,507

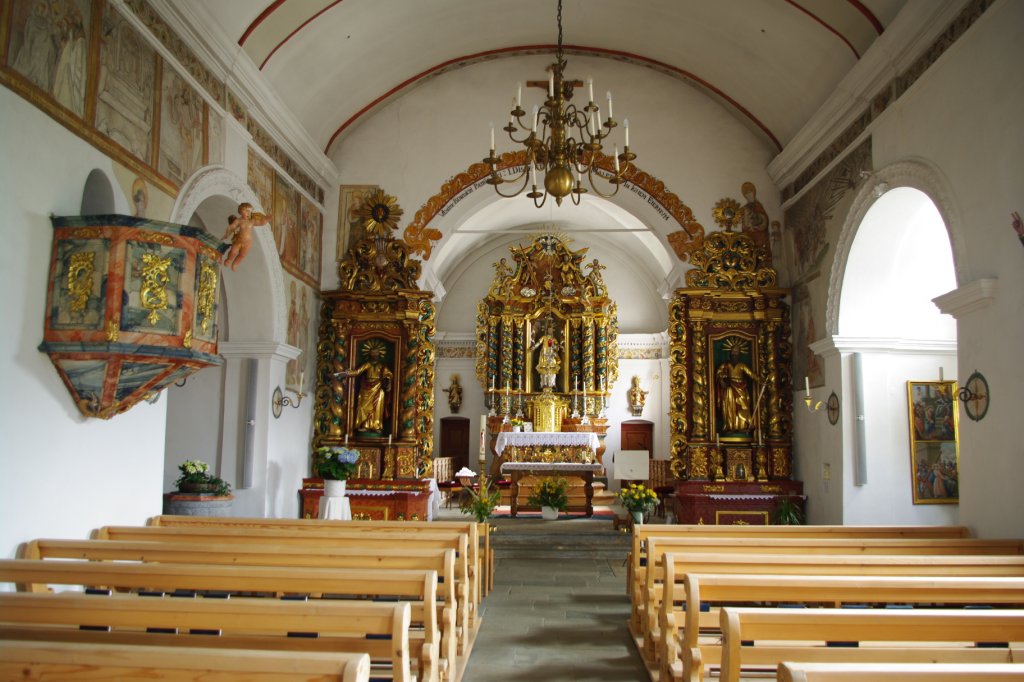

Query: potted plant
175,459,231,496
527,477,569,520
315,445,360,497
774,496,804,525
459,473,501,523
618,482,658,525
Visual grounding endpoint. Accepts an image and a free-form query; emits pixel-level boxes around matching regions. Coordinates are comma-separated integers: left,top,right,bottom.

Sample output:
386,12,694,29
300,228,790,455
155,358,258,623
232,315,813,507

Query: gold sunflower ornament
354,189,404,238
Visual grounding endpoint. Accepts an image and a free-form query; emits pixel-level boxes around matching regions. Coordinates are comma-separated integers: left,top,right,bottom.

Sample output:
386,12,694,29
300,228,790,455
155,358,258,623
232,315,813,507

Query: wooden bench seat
0,558,441,682
148,515,491,600
0,592,414,682
638,549,1024,657
94,523,475,652
19,537,463,674
778,661,1024,682
0,640,372,682
719,606,1024,682
629,525,971,598
666,574,1024,682
636,536,1024,646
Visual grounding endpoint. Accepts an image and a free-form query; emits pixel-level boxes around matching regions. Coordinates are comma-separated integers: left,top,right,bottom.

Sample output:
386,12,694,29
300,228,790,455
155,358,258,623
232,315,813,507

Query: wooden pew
0,558,440,682
94,523,475,653
719,607,1024,682
779,661,1024,682
666,573,1024,682
0,640,372,682
20,537,461,674
149,515,492,601
637,536,1024,642
634,540,1024,647
0,592,414,682
629,525,972,600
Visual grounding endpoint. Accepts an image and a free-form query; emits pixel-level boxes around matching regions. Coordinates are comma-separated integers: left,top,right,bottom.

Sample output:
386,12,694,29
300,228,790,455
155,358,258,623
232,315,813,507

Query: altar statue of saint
443,374,463,413
627,375,648,417
716,342,756,433
340,341,392,433
532,318,561,390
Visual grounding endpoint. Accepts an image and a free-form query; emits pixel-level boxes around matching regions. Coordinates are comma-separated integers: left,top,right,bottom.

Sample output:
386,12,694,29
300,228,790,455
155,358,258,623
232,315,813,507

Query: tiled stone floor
460,514,649,681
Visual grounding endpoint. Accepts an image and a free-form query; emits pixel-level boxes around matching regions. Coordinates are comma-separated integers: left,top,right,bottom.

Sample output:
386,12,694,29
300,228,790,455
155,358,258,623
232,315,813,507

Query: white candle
589,112,596,136
517,376,521,391
388,434,392,446
491,376,495,391
506,381,510,395
299,370,304,390
805,376,810,397
606,90,613,119
530,162,537,187
614,145,620,172
548,72,554,97
624,118,629,147
516,82,522,107
344,434,348,446
574,376,579,391
587,77,594,103
532,105,538,132
490,123,495,151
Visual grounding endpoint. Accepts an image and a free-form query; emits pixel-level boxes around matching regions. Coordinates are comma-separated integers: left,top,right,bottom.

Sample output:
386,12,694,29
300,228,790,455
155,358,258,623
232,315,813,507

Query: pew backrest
0,640,372,682
778,662,1024,682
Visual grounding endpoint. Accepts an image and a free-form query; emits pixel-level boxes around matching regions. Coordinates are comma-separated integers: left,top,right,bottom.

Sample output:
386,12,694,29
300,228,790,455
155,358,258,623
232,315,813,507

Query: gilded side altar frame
668,229,794,481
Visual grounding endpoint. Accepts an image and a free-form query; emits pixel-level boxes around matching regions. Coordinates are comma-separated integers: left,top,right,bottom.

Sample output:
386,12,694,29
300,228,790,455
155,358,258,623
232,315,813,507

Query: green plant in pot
459,474,501,523
774,496,804,525
527,477,569,519
175,459,231,496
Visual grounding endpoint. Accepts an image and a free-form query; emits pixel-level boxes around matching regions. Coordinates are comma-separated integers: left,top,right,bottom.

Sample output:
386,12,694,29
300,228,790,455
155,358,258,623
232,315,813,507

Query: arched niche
80,168,115,215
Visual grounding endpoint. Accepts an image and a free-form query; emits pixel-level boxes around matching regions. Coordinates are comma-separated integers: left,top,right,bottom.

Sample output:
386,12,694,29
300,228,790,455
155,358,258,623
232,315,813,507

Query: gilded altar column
582,315,595,412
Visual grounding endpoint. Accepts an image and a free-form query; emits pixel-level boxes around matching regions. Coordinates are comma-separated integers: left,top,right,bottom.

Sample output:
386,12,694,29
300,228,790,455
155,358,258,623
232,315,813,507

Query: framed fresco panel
907,380,959,504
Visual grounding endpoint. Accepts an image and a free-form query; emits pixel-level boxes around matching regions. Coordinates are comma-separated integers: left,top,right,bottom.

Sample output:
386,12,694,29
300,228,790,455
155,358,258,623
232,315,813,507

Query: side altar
666,207,805,524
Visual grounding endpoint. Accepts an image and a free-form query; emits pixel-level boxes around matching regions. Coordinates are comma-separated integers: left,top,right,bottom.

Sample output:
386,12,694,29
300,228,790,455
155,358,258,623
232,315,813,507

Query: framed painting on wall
907,380,959,504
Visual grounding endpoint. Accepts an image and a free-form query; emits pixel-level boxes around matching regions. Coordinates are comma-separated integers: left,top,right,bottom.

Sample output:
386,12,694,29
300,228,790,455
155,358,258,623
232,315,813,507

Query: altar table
495,431,600,463
500,461,603,518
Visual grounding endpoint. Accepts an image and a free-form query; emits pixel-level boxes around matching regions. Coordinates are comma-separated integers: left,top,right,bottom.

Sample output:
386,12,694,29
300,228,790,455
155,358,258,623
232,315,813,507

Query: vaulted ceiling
185,0,907,155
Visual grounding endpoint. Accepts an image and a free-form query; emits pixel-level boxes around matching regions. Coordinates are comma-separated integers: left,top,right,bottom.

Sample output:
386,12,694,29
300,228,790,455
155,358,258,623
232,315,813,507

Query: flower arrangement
459,474,501,522
527,477,569,511
618,482,658,513
315,445,361,480
175,459,231,496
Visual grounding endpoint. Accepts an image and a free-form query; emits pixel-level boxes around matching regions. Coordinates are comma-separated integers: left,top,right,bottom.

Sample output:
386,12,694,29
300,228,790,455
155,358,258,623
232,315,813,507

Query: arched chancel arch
403,150,706,263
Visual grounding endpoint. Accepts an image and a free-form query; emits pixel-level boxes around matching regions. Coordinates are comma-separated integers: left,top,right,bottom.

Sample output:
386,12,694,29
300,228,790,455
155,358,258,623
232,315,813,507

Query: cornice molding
145,0,338,188
219,341,299,361
768,0,969,192
814,336,958,356
933,278,998,318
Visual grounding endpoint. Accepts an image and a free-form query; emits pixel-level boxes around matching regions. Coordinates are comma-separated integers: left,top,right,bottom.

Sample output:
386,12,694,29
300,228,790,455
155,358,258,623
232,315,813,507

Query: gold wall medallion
139,253,172,325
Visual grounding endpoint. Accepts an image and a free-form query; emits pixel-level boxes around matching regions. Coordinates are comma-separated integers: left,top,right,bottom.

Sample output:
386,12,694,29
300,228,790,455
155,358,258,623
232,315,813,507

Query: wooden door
620,420,653,455
440,417,471,471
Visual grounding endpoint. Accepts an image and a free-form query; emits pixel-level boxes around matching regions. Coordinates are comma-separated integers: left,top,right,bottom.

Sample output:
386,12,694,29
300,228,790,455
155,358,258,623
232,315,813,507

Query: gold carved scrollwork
70,228,102,239
196,259,217,334
139,232,174,246
139,253,172,325
685,231,775,291
106,318,119,342
66,251,95,314
183,329,192,349
691,321,708,437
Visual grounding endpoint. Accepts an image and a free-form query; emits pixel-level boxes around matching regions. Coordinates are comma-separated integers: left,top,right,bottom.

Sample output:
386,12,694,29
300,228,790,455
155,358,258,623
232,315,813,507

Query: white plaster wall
0,88,166,561
868,0,1024,537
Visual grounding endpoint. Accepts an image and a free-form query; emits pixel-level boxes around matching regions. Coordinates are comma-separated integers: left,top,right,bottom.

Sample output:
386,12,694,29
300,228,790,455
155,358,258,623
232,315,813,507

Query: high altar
667,217,804,524
476,234,615,512
300,191,436,519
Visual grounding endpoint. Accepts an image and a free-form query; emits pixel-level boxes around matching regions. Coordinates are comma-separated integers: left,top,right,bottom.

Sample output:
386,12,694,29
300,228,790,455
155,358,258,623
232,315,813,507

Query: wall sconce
803,376,823,413
272,385,304,418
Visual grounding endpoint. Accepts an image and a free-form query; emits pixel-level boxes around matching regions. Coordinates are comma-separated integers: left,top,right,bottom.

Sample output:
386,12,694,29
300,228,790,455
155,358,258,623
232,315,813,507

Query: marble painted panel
122,241,183,334
7,0,90,117
96,4,155,163
158,67,204,186
50,238,108,331
58,358,108,403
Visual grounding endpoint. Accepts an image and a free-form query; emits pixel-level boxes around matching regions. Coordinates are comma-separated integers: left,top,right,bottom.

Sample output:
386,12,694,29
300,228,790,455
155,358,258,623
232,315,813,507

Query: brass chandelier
484,0,635,207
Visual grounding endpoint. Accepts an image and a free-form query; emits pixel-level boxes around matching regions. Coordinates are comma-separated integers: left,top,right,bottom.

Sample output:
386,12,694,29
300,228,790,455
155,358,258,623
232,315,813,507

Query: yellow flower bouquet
617,482,658,513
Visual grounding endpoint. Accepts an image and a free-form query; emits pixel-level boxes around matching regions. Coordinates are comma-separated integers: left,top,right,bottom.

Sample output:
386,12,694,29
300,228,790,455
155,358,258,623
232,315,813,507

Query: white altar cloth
495,431,600,456
319,495,351,520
